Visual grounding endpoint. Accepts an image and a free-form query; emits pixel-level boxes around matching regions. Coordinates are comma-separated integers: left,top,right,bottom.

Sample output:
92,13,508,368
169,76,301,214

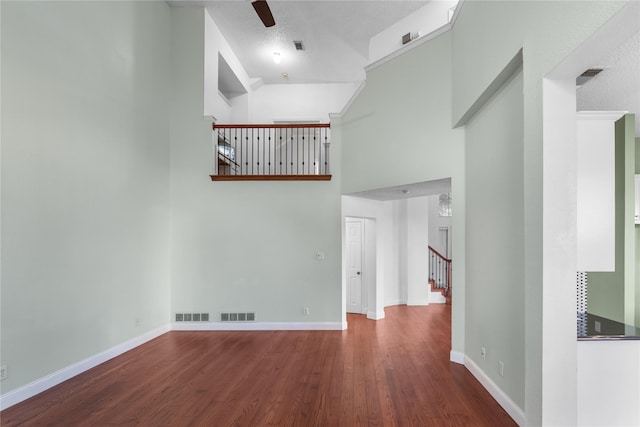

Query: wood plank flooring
1,305,516,426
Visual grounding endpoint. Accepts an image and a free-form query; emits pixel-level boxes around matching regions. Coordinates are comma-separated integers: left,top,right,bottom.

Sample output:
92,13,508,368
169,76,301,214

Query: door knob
357,272,361,275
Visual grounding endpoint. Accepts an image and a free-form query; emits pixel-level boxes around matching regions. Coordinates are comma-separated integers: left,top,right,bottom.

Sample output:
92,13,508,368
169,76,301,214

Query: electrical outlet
1,365,7,381
135,318,140,327
303,307,310,315
315,252,325,261
499,360,504,377
481,347,486,360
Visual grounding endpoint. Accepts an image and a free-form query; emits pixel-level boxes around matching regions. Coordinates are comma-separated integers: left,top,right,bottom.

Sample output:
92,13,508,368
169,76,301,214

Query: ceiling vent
576,68,604,87
580,68,603,77
293,40,305,51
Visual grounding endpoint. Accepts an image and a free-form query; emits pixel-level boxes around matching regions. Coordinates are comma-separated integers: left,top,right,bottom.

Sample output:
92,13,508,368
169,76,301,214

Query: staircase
428,245,452,304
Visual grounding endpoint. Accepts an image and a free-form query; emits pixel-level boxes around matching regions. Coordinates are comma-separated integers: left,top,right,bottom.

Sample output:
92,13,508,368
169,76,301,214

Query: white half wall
577,340,640,427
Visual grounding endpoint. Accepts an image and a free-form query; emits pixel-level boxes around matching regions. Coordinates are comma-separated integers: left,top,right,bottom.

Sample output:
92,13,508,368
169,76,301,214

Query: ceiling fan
251,0,276,27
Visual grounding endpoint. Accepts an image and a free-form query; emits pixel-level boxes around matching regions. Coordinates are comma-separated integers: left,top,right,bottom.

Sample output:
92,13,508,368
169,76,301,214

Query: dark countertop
578,312,640,340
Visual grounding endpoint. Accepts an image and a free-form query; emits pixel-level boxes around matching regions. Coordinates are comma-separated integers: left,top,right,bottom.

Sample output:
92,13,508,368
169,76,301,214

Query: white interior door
346,219,364,314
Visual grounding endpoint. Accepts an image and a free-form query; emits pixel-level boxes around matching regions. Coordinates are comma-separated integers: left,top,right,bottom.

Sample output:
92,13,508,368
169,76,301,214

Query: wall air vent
293,40,304,51
402,32,420,45
220,312,256,322
175,313,210,322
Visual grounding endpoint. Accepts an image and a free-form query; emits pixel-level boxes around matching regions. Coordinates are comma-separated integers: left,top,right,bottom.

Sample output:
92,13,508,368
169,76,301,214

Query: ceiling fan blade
251,0,276,28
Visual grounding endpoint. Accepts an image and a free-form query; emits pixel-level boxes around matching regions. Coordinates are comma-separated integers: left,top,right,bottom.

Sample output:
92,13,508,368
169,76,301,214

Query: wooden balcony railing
429,245,452,297
211,123,331,181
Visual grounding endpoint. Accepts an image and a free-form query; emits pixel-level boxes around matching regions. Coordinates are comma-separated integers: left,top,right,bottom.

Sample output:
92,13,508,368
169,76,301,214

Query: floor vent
175,313,210,322
220,312,256,322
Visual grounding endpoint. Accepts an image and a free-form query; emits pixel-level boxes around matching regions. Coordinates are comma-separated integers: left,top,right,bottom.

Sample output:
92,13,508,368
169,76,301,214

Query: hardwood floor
1,305,516,426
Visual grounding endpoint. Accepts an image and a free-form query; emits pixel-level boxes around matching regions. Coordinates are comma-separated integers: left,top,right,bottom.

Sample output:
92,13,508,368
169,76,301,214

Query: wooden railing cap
213,123,330,130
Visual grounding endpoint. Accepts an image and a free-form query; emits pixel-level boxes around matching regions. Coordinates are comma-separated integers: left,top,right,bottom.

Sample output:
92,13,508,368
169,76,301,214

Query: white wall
407,197,429,305
576,112,622,272
577,340,640,427
368,0,458,64
1,1,171,396
204,8,253,122
251,83,357,123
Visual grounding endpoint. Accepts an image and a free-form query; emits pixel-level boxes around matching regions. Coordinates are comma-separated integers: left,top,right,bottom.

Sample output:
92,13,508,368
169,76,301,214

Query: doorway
345,218,364,314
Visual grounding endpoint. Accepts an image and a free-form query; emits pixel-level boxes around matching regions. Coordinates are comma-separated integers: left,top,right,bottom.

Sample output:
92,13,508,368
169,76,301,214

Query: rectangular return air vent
221,312,256,322
175,313,210,322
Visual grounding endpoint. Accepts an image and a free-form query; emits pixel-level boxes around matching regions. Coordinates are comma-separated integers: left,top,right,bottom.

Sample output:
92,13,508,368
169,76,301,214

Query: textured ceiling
194,1,429,85
577,31,640,134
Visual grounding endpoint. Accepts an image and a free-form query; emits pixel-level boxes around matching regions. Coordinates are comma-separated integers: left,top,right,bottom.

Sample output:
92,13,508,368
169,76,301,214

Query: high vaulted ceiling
169,1,430,84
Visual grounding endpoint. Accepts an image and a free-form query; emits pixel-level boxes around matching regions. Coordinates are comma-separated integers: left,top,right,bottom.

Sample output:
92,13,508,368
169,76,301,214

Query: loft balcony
211,123,331,181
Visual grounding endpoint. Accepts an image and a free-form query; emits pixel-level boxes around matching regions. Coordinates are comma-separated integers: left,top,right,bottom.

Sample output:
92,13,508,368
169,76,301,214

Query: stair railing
428,245,452,296
211,123,331,181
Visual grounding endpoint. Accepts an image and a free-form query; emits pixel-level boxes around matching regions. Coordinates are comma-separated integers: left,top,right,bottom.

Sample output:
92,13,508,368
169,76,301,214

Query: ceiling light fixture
273,52,281,64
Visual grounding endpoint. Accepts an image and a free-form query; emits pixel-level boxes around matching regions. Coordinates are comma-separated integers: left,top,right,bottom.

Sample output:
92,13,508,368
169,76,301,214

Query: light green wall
465,68,525,408
342,1,628,424
636,137,640,327
450,2,626,424
169,9,342,323
340,31,466,353
1,1,171,394
588,115,636,324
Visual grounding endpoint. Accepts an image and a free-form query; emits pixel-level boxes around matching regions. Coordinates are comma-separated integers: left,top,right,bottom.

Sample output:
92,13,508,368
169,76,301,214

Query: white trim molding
365,24,452,74
464,355,525,426
450,350,465,364
0,324,170,411
366,310,385,320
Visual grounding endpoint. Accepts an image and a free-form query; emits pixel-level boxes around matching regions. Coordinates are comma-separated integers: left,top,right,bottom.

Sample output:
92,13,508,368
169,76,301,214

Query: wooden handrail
428,245,451,262
213,123,330,129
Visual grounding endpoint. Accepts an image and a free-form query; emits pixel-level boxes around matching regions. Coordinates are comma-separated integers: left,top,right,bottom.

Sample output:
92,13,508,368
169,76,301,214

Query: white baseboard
384,299,406,307
464,355,525,426
0,324,170,411
366,310,385,320
170,321,344,331
450,350,465,364
407,298,429,306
